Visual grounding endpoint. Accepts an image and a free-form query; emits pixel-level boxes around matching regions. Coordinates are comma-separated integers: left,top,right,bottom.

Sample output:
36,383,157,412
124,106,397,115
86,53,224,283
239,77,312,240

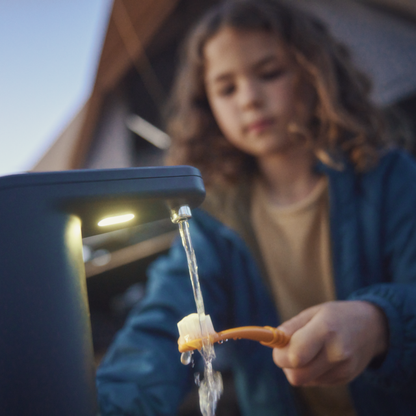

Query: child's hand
272,301,388,386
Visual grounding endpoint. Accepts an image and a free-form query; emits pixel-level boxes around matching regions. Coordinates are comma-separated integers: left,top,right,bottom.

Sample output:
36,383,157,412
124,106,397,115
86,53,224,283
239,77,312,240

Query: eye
217,83,235,97
259,67,286,81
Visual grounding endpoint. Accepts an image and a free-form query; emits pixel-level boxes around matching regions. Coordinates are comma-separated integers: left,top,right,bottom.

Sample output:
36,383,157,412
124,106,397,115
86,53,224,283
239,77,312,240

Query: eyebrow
206,54,284,85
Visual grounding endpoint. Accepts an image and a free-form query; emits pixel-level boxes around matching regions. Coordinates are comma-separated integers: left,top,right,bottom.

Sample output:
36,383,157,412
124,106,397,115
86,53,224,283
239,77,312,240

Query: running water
178,220,223,416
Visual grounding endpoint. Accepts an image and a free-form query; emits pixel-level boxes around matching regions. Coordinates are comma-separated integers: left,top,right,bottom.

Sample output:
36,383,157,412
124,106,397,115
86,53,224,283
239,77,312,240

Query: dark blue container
0,166,205,416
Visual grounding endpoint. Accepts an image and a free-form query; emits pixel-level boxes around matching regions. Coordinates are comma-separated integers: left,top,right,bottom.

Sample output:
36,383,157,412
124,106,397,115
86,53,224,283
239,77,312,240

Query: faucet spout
171,205,192,223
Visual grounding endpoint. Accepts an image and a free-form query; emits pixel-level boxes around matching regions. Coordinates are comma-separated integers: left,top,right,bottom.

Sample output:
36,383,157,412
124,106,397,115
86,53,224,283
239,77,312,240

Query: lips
246,117,275,134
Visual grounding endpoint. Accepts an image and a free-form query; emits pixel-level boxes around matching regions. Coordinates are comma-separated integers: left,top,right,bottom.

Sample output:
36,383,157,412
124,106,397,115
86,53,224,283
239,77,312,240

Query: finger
274,311,327,369
277,305,320,336
273,305,322,367
302,361,351,386
281,347,337,386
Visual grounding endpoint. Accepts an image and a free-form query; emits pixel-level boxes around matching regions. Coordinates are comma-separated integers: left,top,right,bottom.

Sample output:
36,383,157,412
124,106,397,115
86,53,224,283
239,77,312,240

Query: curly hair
164,0,387,187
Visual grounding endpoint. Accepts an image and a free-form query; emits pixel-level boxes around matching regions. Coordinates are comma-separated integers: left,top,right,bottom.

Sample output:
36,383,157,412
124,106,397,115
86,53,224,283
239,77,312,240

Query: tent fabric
33,0,416,171
298,0,416,105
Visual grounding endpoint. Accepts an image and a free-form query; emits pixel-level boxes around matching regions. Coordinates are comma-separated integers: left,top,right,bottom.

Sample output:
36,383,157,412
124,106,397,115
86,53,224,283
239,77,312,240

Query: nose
238,79,263,110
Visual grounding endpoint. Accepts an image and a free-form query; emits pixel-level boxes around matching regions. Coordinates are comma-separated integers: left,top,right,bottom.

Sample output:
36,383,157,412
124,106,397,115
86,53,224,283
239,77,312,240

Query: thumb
278,305,320,337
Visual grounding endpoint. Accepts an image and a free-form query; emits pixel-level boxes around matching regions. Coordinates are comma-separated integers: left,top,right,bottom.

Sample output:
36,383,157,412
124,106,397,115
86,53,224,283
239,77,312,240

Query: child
96,1,416,415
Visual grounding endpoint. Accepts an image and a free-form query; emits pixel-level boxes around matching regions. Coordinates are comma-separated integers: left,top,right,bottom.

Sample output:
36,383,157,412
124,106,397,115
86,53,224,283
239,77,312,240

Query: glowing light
98,213,135,227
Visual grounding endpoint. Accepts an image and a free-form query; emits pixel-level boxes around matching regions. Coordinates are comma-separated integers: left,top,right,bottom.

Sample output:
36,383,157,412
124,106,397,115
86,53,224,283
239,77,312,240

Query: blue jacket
96,149,416,416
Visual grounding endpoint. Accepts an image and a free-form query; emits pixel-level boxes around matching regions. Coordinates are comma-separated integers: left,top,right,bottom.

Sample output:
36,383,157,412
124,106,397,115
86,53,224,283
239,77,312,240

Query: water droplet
194,372,201,386
181,351,192,365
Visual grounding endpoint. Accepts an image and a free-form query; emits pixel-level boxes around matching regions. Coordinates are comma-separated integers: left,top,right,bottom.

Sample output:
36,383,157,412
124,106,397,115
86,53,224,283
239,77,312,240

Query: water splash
198,362,223,416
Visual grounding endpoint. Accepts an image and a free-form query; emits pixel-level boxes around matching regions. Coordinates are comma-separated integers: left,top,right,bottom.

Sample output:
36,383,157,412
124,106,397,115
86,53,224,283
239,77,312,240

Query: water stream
178,219,223,416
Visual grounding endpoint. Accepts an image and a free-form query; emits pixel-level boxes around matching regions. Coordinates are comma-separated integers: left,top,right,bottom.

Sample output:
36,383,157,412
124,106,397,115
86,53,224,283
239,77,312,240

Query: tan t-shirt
251,177,356,416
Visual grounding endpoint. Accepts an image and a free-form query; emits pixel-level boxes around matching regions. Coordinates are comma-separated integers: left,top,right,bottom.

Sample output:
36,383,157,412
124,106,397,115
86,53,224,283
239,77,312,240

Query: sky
0,0,112,177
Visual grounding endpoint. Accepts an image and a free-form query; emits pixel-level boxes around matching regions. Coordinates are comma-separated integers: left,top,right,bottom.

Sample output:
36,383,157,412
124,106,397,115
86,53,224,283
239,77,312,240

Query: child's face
204,28,313,158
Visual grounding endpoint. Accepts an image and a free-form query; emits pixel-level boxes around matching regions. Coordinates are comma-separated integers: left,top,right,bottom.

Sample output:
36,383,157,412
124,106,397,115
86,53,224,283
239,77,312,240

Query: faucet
171,204,192,223
0,165,205,416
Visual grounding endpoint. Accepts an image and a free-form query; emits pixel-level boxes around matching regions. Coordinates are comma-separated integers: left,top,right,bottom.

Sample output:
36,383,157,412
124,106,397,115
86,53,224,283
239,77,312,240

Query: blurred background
0,0,112,177
2,1,416,414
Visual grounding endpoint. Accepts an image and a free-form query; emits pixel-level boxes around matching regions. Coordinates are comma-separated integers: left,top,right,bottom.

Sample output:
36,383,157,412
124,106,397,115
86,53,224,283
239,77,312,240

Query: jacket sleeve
96,217,232,416
348,151,416,391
